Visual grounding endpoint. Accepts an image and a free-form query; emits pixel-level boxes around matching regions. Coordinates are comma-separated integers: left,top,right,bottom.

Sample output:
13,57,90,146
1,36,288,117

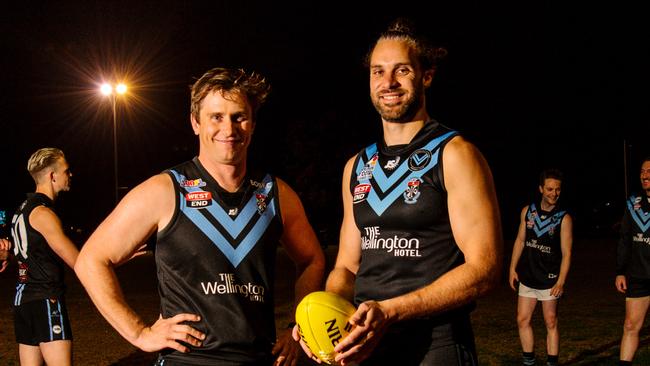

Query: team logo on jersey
403,178,422,204
634,196,643,210
353,183,372,204
185,191,212,208
407,149,432,171
357,154,379,181
228,208,239,216
180,178,207,188
256,193,268,214
384,156,400,170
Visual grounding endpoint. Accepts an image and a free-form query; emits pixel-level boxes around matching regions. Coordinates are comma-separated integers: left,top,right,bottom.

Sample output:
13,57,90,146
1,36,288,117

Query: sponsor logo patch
180,178,207,188
357,154,379,181
353,183,372,204
186,191,212,208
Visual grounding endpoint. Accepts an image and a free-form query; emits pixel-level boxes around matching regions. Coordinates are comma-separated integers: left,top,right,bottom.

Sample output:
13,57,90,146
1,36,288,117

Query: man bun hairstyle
365,17,448,71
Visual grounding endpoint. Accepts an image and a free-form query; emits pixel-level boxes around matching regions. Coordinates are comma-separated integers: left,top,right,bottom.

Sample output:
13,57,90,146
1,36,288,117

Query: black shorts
360,316,477,366
14,297,73,346
626,277,650,298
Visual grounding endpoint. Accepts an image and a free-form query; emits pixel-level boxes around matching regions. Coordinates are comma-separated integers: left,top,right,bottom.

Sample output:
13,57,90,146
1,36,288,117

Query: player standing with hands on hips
295,18,503,365
616,156,650,365
75,67,325,365
509,169,573,366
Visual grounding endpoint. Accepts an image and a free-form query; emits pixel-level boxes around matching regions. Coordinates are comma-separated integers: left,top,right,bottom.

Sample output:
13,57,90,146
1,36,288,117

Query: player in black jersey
10,147,78,366
616,157,650,365
75,67,325,365
509,169,573,366
297,19,502,366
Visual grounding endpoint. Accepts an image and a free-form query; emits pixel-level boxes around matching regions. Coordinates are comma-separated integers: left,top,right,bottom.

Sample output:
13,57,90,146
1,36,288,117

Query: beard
371,81,425,123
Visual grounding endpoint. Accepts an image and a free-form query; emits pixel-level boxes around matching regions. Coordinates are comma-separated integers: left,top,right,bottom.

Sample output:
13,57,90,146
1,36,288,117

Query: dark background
0,2,648,244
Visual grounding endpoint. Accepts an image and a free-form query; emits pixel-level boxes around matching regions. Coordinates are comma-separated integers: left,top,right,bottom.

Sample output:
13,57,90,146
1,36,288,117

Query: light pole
100,82,127,205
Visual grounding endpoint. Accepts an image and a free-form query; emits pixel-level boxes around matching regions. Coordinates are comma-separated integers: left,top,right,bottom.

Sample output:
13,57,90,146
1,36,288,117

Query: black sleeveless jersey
350,121,466,306
11,193,65,305
617,194,650,278
156,157,283,364
517,203,567,289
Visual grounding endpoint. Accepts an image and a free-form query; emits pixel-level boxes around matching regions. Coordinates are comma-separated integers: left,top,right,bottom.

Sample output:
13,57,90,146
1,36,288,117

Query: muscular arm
277,178,326,306
334,137,503,364
274,179,326,365
378,136,502,321
509,206,529,290
550,213,573,297
30,206,78,268
325,157,361,302
74,174,204,352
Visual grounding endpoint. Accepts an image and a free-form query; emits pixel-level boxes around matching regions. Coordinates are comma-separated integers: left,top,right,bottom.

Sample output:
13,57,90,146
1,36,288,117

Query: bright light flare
116,83,127,94
100,83,113,96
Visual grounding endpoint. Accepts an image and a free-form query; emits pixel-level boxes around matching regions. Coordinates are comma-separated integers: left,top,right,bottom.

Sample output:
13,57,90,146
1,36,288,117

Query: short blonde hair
27,148,65,182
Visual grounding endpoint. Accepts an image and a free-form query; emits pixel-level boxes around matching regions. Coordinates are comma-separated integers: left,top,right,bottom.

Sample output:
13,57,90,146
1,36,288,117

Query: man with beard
295,19,502,365
616,156,650,365
509,169,573,366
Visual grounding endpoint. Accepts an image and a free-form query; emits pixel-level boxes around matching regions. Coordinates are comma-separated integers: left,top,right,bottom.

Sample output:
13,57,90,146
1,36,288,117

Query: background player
11,147,78,366
509,168,573,366
616,156,650,365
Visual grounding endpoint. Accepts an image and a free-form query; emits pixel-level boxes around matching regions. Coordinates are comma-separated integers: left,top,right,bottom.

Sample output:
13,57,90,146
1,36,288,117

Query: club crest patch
256,193,268,214
403,178,422,204
408,149,431,171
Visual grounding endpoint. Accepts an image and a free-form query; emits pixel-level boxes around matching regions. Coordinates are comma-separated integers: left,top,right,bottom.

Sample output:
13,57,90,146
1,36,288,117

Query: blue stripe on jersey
169,171,274,238
180,194,276,267
355,131,454,216
527,203,565,237
14,283,25,305
169,170,277,267
627,196,650,232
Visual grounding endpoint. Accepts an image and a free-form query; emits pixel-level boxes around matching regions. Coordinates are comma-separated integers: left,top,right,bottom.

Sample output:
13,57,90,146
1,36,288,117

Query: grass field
1,237,650,365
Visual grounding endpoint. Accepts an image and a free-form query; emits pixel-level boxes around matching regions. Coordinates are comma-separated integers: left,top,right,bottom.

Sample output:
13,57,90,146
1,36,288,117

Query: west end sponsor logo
186,191,212,208
200,273,266,302
361,226,421,257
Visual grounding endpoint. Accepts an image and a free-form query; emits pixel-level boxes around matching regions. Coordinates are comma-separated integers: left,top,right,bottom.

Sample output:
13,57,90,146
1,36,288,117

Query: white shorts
518,282,560,301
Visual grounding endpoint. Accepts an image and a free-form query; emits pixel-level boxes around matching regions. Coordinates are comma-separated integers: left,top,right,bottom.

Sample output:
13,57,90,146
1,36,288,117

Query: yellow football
295,291,356,365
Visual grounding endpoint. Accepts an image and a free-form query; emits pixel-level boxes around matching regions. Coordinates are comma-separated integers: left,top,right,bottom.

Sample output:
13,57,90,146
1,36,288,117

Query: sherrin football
295,291,356,365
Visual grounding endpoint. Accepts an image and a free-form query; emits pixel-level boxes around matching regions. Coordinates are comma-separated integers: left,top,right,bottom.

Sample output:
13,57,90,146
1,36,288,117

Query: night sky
0,2,648,243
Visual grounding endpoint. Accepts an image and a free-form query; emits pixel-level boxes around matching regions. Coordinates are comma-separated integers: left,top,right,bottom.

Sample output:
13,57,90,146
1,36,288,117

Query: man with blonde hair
11,147,78,366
